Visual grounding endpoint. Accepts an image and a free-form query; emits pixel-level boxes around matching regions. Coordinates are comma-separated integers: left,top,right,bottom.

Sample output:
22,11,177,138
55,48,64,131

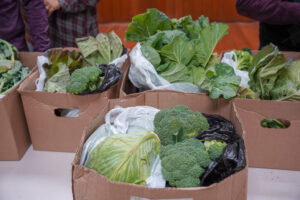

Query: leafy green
85,131,160,185
160,36,194,65
236,87,259,99
76,31,123,66
125,8,172,42
158,63,192,83
261,119,289,129
43,50,85,93
249,44,288,100
0,39,29,94
200,63,241,99
141,44,161,67
270,60,300,101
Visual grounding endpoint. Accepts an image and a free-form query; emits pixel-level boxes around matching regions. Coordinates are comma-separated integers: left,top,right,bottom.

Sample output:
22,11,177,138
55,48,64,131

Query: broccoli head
154,105,209,146
66,66,103,94
204,140,227,160
233,49,252,71
160,138,211,188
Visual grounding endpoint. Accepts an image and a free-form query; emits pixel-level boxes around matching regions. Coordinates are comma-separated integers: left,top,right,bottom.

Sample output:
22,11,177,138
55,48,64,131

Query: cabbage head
85,131,161,185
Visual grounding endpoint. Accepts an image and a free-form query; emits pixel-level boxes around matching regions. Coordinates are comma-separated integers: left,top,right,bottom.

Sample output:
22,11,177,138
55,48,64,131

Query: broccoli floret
160,138,211,188
154,105,209,146
204,140,227,160
66,66,103,94
233,49,252,71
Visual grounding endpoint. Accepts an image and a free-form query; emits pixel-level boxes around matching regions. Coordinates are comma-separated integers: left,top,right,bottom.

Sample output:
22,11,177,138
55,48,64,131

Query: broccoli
233,49,252,71
154,105,209,146
160,138,211,188
66,66,103,94
204,140,227,160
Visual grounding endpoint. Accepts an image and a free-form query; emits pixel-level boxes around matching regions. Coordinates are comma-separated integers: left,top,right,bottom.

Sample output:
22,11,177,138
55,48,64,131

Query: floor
1,146,300,200
98,22,260,52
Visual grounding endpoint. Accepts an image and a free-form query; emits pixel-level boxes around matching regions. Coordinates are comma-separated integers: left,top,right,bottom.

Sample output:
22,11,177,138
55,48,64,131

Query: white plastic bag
221,51,250,88
80,106,166,188
129,43,202,93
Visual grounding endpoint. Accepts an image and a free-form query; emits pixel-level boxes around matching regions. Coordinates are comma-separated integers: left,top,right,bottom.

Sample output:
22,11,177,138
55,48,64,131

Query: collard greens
0,39,29,94
126,8,235,98
86,131,160,185
76,31,123,66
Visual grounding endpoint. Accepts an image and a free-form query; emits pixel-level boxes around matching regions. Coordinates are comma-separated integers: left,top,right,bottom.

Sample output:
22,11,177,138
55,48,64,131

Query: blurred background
96,0,259,52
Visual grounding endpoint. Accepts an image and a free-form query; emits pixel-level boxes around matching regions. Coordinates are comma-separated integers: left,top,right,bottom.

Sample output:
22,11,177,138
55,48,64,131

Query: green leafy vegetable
125,8,172,42
270,60,300,101
261,119,289,129
236,87,258,99
43,50,85,93
154,105,209,145
249,44,287,100
0,39,29,94
66,66,103,94
85,131,160,185
141,44,161,67
76,31,123,66
200,63,241,99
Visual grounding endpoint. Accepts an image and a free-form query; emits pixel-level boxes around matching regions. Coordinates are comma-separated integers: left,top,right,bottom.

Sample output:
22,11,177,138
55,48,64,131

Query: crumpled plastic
221,51,250,88
129,43,202,93
197,114,247,186
80,106,166,188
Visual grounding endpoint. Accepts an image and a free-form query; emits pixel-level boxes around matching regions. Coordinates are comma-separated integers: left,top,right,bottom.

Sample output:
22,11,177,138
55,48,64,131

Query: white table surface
1,146,300,200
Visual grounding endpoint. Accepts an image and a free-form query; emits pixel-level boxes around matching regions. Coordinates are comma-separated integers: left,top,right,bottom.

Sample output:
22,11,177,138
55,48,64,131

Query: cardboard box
233,98,300,170
18,53,129,153
72,91,248,200
0,52,41,160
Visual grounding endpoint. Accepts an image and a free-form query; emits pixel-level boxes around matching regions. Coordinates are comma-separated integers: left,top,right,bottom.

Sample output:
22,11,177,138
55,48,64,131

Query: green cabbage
85,131,161,185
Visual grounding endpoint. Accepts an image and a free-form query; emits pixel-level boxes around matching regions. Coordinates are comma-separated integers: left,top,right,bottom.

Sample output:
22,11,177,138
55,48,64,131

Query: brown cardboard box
72,91,248,200
233,98,300,170
18,53,129,152
0,52,41,160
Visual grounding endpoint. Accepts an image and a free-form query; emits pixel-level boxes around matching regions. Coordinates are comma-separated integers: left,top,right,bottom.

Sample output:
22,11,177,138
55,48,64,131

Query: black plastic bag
196,114,247,186
81,64,122,95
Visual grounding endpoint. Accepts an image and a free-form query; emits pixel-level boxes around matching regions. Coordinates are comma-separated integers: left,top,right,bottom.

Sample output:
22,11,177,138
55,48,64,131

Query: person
44,0,99,48
236,0,300,51
0,0,50,51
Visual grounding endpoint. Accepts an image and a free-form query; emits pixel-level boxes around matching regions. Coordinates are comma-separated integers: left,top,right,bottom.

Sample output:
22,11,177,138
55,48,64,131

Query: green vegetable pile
154,105,227,187
43,31,124,94
0,39,29,94
232,44,300,101
125,8,242,99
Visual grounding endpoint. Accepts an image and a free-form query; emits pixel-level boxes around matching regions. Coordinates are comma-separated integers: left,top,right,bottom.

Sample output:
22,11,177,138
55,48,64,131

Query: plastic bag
196,114,247,186
80,106,165,188
221,51,250,88
129,43,202,93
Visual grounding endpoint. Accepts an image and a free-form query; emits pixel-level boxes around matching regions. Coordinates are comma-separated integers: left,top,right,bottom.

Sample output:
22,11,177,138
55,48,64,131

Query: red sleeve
236,0,300,24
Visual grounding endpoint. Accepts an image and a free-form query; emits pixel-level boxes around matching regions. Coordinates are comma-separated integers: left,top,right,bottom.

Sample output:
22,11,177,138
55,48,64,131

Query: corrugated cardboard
0,52,41,160
233,98,300,170
18,53,129,152
72,91,248,200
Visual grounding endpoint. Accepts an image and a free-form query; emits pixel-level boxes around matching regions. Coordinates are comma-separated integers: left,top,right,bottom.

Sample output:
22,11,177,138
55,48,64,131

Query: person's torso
0,0,27,51
260,0,300,51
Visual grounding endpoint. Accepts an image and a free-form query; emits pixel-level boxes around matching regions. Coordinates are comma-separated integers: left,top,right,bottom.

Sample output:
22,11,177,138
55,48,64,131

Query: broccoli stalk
66,66,103,94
